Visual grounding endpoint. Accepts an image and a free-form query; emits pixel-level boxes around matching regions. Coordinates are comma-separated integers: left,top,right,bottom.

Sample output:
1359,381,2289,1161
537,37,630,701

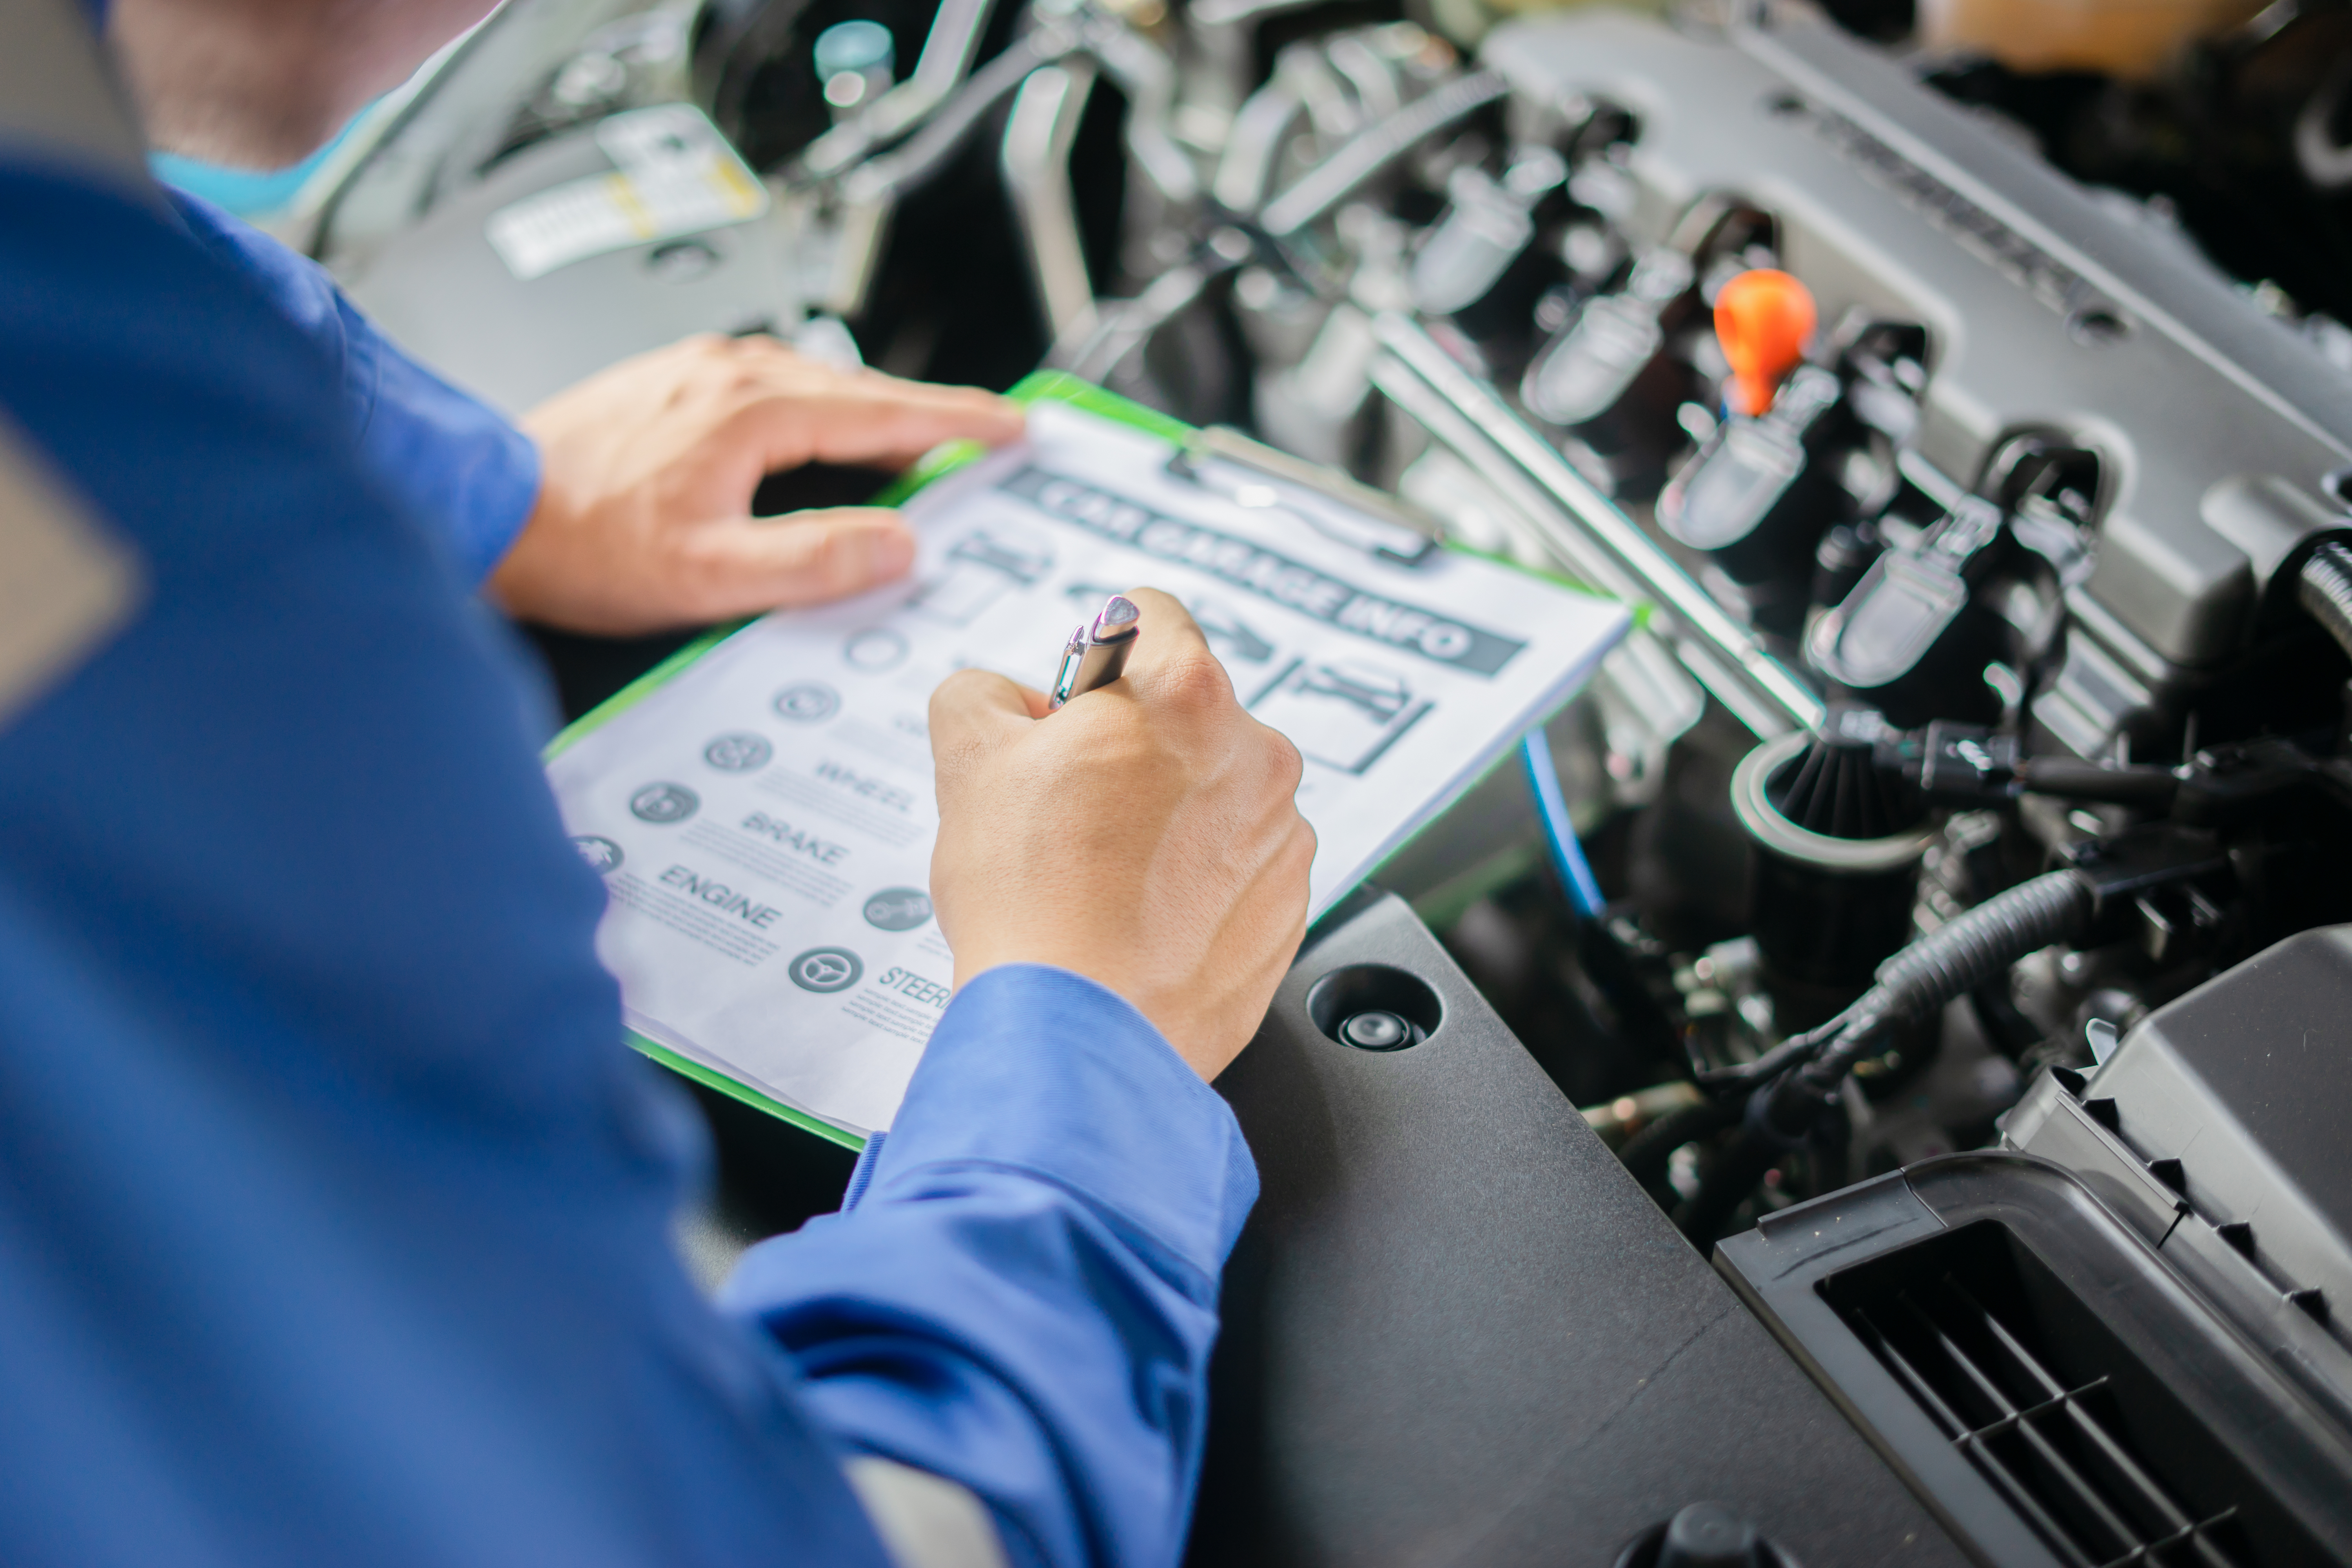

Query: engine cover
1481,9,2352,759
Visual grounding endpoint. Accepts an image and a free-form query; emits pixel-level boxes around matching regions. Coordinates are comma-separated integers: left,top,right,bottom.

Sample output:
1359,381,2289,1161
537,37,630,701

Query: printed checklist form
545,397,1630,1140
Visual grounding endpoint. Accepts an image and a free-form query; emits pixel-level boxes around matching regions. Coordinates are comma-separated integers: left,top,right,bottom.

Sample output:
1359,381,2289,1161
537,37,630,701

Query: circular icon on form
862,887,933,931
702,732,773,771
788,947,864,993
774,683,841,722
572,835,624,874
843,628,909,671
628,782,700,824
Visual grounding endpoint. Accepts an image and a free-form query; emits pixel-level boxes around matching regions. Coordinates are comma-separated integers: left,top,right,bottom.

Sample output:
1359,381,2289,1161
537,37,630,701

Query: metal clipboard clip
1165,426,1441,567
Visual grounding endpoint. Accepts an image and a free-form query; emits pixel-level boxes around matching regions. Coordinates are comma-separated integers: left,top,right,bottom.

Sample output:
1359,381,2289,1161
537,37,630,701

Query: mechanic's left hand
489,333,1024,634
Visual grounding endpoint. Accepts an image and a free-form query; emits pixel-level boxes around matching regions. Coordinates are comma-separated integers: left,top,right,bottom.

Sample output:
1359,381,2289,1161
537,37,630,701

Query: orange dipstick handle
1713,269,1817,417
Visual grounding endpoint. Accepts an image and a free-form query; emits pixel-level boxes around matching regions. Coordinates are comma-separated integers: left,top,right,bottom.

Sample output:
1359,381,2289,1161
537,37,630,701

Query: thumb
927,667,1046,791
681,507,916,618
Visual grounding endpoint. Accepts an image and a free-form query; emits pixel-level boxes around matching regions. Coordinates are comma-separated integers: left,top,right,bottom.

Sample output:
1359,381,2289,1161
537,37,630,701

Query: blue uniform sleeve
721,966,1258,1568
171,193,541,583
0,149,1259,1568
0,156,906,1568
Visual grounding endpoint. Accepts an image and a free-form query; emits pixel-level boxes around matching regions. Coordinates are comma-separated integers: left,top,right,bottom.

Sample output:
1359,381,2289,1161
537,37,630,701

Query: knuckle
1267,730,1306,789
1159,652,1234,713
1280,821,1317,880
679,335,736,372
925,683,970,747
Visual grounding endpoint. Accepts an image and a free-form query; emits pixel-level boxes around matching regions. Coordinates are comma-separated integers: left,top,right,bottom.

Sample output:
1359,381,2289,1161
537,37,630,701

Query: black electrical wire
1670,550,2352,1235
1693,1021,1831,1091
1697,871,2093,1087
1675,869,2095,1243
2014,757,2180,809
1849,869,2094,1047
1968,984,2044,1060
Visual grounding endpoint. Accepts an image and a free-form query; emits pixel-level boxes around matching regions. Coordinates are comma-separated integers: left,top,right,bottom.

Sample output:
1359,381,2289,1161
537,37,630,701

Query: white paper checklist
545,401,1629,1137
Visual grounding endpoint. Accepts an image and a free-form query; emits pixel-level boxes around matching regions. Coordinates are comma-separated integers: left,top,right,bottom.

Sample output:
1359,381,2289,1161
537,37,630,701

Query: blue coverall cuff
867,963,1261,1279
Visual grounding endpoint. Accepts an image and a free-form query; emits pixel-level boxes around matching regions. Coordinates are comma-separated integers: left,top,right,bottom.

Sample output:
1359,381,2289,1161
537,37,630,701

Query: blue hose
1521,731,1605,919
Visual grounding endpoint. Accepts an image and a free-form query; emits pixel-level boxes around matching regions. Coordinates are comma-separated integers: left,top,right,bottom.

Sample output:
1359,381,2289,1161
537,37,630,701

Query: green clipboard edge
546,372,1190,1148
544,369,1629,1145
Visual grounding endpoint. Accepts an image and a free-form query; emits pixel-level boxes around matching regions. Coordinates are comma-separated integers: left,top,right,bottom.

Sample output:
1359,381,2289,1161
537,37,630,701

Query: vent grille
1824,1224,2284,1568
1852,1280,2238,1567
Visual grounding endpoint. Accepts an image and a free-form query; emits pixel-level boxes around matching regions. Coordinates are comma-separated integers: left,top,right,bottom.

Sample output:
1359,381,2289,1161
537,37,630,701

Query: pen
1049,593,1142,709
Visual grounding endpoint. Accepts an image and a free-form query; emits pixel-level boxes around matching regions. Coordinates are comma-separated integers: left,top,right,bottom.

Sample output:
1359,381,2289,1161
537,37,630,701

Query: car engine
287,0,2352,1559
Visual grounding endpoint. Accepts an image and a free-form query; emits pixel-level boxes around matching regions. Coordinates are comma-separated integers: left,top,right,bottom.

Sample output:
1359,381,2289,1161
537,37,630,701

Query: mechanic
0,0,1313,1565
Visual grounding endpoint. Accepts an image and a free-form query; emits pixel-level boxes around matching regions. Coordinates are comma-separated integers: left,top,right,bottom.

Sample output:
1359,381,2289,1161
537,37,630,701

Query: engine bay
281,1,2352,1557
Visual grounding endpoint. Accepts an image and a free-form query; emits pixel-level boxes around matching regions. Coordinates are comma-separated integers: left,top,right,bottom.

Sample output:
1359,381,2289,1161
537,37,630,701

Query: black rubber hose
1617,1097,1743,1195
2299,540,2352,663
1969,984,2044,1060
1672,1125,1784,1245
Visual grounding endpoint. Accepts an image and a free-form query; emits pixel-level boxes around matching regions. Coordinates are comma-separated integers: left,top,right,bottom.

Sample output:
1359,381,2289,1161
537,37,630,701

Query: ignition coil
1659,307,1927,636
1518,245,1699,492
1657,362,1846,631
1806,494,2013,725
1406,145,1570,345
1517,195,1775,495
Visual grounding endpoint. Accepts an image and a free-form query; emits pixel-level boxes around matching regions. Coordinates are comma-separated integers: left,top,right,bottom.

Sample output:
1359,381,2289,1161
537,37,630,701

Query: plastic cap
814,20,895,77
1660,1501,1762,1568
1339,1011,1411,1049
1093,593,1141,639
1714,269,1817,417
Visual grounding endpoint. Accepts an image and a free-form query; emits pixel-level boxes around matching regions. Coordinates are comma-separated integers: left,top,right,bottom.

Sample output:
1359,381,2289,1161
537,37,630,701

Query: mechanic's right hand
927,588,1315,1082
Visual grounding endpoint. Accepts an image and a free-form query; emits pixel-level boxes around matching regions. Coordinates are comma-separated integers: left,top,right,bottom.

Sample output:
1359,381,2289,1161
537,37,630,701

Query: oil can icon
908,528,1053,627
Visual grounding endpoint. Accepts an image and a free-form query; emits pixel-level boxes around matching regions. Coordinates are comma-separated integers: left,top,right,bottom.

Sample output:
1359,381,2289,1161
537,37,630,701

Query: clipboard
543,373,1183,1145
544,372,1625,1145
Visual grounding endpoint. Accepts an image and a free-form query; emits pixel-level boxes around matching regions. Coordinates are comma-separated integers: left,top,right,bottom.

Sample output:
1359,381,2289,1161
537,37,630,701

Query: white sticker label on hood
485,105,768,282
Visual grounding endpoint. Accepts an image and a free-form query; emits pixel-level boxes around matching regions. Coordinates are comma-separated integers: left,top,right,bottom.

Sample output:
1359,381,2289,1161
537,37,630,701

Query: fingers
929,667,1040,783
675,508,916,620
758,383,1025,472
724,339,1026,473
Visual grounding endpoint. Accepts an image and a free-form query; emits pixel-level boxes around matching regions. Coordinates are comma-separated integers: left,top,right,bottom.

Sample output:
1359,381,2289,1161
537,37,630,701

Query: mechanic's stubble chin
110,0,498,169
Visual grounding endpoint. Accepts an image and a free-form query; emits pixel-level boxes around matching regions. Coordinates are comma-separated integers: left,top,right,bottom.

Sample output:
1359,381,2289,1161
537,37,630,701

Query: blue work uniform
0,148,1256,1568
